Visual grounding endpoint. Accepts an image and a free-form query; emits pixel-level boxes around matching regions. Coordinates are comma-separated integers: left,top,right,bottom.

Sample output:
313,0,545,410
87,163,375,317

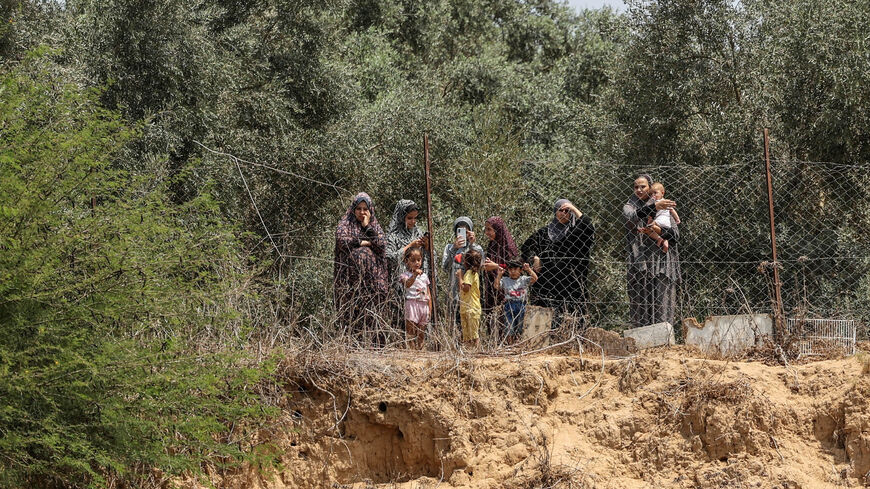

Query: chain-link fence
216,143,870,351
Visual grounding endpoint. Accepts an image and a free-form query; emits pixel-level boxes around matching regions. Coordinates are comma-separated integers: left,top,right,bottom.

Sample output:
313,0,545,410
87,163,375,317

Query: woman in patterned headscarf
334,192,390,341
482,216,519,338
521,199,595,331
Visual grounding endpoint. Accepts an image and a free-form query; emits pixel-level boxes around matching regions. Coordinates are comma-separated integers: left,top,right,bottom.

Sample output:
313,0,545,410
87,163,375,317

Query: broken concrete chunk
520,305,552,349
584,327,637,357
682,314,773,354
623,322,675,349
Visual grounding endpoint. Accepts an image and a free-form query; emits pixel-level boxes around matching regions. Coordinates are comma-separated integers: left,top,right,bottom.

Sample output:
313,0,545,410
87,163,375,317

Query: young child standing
646,182,681,252
457,249,483,348
495,258,538,345
400,246,430,349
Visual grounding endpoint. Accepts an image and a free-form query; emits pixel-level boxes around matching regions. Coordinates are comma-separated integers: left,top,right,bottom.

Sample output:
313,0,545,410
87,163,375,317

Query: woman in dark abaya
482,216,520,339
521,199,595,331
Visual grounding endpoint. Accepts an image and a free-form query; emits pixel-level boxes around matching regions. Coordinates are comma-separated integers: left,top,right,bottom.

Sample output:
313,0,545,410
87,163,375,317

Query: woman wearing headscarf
623,175,681,327
386,200,429,289
441,217,485,329
482,216,519,338
334,192,390,341
521,199,595,330
385,200,430,331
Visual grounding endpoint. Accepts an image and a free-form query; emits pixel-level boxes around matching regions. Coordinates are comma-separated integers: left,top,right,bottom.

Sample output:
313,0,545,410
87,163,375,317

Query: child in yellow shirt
457,249,482,348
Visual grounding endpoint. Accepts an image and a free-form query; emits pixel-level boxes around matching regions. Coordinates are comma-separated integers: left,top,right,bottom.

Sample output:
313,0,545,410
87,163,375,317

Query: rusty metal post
763,128,785,339
423,134,438,325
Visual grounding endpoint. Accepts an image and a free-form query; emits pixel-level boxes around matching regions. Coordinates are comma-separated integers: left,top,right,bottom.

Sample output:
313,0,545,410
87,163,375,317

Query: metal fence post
423,134,438,325
763,128,785,339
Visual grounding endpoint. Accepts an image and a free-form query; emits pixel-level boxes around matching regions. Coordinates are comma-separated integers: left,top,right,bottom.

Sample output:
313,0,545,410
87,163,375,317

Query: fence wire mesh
223,149,870,352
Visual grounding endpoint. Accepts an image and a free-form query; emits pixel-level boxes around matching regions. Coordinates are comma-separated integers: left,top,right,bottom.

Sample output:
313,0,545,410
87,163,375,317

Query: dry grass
856,352,870,375
508,434,593,489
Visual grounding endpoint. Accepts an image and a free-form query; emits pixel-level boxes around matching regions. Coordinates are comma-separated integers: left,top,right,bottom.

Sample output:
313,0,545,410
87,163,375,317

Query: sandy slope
207,346,870,488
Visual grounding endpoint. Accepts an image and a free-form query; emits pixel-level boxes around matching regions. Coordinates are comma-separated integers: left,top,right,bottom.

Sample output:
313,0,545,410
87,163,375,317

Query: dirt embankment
203,346,870,488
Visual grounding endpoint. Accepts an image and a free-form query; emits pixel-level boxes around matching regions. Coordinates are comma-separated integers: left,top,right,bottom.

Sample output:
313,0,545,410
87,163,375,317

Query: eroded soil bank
195,346,870,488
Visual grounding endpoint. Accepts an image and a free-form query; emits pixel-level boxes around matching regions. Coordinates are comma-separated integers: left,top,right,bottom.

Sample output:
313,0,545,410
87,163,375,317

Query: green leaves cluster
0,60,273,488
3,0,870,481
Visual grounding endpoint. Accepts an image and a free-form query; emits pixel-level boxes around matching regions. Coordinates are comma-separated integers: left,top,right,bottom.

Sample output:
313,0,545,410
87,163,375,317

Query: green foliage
21,0,866,329
757,0,870,163
3,2,870,483
0,60,274,488
5,0,870,484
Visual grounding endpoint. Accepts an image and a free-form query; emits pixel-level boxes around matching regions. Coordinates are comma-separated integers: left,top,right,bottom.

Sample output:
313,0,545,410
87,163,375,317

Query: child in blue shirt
495,258,538,344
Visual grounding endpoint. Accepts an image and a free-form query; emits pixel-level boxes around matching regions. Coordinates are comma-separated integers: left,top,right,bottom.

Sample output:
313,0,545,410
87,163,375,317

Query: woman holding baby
623,175,682,328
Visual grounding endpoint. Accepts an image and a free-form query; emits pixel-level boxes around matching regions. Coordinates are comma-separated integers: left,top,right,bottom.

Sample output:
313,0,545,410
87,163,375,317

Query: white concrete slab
683,314,773,354
623,322,675,349
520,305,552,349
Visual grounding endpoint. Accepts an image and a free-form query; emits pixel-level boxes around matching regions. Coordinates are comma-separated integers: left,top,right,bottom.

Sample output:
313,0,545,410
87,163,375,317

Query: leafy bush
0,57,274,488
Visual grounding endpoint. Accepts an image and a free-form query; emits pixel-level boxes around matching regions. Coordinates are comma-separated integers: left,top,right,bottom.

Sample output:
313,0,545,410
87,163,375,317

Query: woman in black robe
521,199,595,330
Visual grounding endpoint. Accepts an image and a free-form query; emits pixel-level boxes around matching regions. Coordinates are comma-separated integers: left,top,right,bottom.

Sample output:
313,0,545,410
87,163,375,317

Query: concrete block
520,305,552,349
585,327,637,356
623,322,675,349
683,314,773,354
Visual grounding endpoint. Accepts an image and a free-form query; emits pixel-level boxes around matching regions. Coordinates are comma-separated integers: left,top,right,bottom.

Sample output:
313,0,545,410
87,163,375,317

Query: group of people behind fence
333,175,681,349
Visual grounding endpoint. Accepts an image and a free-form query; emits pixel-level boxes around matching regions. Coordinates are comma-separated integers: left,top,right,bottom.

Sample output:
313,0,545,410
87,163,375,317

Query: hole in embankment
378,401,388,412
335,407,450,484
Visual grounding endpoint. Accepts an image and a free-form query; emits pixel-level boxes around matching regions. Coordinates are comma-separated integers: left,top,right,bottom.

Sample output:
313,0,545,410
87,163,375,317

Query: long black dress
521,214,595,328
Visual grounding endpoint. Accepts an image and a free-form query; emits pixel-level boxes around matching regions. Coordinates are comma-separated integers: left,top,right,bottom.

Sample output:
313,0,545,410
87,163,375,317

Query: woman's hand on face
359,209,371,227
561,202,581,218
655,199,676,211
